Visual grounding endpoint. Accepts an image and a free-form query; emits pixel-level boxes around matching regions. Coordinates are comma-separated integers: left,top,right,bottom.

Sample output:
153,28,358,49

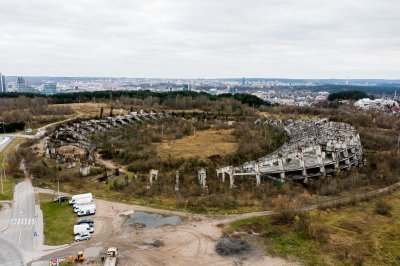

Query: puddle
123,212,181,229
84,246,103,257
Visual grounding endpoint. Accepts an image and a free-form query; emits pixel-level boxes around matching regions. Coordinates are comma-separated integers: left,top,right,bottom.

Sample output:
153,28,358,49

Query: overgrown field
226,190,400,266
156,128,237,159
0,97,75,130
40,194,76,245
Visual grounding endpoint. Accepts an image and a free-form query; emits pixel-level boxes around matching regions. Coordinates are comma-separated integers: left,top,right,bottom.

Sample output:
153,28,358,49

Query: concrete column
334,150,340,170
280,172,286,180
316,145,325,174
198,169,206,189
175,171,179,191
299,155,307,176
222,172,225,183
278,158,284,171
343,145,350,166
255,162,261,187
229,168,235,189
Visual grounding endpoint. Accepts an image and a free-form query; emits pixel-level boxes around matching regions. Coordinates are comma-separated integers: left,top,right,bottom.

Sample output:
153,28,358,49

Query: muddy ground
35,192,297,266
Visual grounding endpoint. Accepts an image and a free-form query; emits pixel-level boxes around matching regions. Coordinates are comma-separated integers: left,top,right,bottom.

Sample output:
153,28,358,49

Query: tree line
0,90,272,108
327,90,371,102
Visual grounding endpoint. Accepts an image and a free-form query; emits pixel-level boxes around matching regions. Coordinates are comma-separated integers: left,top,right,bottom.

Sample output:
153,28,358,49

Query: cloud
0,0,399,78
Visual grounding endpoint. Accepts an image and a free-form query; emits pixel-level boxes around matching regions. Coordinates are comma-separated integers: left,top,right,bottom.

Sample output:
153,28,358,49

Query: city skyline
1,0,400,79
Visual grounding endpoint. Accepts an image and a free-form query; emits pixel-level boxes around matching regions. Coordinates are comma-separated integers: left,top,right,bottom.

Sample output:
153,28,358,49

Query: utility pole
396,134,400,156
0,165,3,195
57,176,60,200
3,157,7,181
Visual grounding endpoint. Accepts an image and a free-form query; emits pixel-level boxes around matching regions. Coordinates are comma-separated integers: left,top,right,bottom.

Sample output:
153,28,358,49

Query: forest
327,90,371,101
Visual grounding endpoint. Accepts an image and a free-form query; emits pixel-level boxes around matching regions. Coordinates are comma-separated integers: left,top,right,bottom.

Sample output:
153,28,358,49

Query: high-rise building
17,77,36,93
0,73,6,93
17,77,28,86
228,86,236,94
42,82,58,95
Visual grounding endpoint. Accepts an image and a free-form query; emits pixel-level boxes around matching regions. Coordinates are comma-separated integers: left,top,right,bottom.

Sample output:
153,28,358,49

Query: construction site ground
33,188,296,266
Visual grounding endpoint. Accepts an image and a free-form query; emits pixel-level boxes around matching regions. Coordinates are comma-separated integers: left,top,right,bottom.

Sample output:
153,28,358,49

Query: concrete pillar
343,145,350,166
333,150,340,170
175,171,179,191
222,172,225,183
278,158,284,171
229,168,235,189
198,168,206,189
149,169,158,187
255,162,261,187
280,172,286,180
316,145,325,174
299,155,307,176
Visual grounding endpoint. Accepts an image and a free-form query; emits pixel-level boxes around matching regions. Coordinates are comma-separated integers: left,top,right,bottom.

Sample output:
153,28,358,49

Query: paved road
0,181,37,265
0,135,14,153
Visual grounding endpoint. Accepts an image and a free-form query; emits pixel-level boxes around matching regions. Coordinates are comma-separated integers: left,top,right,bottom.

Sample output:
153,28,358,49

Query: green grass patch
0,137,25,200
229,216,269,230
40,194,76,245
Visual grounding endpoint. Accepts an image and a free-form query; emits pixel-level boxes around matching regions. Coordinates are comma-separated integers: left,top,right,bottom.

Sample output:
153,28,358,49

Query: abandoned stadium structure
45,109,166,166
216,118,364,188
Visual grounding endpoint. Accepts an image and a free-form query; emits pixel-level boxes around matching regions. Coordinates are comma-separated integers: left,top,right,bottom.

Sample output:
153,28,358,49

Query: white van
72,197,93,208
77,204,96,216
69,193,93,205
74,202,95,213
73,224,94,235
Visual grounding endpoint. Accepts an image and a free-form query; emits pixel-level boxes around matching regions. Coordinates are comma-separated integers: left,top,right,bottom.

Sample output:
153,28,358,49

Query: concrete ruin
198,168,207,189
175,170,180,191
46,109,166,162
149,169,159,187
217,118,364,188
80,163,91,176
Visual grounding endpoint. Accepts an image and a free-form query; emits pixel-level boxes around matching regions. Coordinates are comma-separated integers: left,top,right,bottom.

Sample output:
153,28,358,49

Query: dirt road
34,190,296,266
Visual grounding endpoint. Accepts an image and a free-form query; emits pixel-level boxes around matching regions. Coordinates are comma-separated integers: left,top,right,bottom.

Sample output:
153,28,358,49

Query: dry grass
53,103,106,118
156,129,237,160
229,190,400,266
259,111,319,121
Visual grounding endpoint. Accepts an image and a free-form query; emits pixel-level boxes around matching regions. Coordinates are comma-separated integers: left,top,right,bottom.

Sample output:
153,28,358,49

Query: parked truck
73,224,94,235
69,193,93,205
103,247,118,266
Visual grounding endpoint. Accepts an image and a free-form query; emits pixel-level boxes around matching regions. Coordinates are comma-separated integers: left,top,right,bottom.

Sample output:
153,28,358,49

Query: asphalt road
0,181,36,265
0,135,13,153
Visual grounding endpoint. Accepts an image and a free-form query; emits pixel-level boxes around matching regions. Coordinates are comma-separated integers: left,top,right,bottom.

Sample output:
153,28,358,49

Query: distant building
228,86,236,94
42,82,58,95
17,77,36,93
209,88,218,95
17,77,28,86
183,84,191,91
0,73,6,93
354,98,399,111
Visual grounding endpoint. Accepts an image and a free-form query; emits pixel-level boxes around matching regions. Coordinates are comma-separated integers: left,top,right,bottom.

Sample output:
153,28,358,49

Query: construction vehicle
103,247,118,266
67,251,84,263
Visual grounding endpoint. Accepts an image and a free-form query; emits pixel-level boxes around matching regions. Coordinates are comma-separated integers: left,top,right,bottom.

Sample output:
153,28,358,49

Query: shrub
374,201,392,216
272,195,302,225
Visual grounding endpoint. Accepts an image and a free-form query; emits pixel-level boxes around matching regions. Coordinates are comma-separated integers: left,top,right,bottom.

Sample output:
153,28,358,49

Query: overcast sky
0,0,399,79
